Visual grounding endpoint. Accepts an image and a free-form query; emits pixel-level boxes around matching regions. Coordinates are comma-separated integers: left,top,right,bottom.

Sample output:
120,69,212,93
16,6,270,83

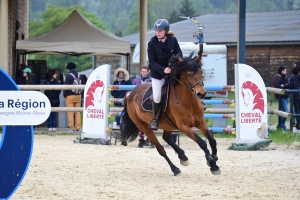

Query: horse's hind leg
138,126,181,176
162,130,189,166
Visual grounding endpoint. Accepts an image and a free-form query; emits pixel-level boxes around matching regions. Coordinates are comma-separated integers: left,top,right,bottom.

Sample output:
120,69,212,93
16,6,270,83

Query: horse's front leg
139,127,181,176
162,130,189,166
180,126,221,175
197,121,218,161
196,122,221,175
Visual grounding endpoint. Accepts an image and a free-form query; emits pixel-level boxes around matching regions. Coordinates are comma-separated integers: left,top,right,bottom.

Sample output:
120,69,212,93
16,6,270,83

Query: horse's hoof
180,160,189,166
211,168,221,175
173,168,181,176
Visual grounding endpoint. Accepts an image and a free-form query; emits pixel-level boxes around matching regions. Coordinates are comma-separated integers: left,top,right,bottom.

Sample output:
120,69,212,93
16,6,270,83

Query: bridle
169,68,205,104
172,70,204,94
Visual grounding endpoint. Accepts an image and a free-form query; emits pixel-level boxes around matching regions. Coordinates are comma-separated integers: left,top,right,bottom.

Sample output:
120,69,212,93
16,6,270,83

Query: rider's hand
164,67,171,74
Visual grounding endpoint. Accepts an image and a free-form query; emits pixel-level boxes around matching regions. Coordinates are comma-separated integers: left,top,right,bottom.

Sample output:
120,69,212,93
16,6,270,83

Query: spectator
133,66,153,148
273,66,289,131
289,65,300,130
45,70,61,132
15,63,27,84
80,74,88,107
22,67,38,85
111,68,132,126
288,64,299,127
63,62,85,132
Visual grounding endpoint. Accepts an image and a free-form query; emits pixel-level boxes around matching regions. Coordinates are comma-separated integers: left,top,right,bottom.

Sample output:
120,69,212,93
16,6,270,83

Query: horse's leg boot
148,102,161,130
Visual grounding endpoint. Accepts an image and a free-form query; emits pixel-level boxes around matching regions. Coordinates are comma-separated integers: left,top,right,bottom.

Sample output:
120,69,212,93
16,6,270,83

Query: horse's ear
178,57,183,62
195,55,201,63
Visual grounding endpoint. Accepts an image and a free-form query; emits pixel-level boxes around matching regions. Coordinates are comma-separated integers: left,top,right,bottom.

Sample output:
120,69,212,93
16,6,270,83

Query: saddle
141,80,179,130
141,83,169,112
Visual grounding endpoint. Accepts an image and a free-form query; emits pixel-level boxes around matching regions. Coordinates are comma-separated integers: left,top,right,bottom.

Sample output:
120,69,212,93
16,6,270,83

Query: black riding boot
148,102,161,130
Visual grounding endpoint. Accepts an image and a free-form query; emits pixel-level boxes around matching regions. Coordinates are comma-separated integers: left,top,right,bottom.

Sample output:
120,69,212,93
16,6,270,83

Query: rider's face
155,30,166,39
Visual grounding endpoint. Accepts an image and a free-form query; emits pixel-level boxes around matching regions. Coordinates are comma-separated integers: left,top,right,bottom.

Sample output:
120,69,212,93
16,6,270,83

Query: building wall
8,0,28,78
227,45,300,86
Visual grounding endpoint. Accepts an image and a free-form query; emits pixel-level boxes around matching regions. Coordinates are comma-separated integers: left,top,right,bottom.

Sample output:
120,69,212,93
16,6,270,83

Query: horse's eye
187,74,191,78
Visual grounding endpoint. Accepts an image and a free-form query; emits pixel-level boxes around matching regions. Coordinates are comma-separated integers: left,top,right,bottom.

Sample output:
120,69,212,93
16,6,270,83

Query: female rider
147,19,182,130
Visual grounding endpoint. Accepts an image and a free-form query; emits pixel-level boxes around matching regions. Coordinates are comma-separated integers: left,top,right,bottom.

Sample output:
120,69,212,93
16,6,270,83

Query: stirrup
148,118,159,130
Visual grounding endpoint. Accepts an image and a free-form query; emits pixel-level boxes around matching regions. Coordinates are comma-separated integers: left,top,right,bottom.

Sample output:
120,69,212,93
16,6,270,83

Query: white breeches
151,78,165,103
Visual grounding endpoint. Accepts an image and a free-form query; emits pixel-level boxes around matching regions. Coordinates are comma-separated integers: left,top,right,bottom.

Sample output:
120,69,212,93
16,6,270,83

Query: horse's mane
169,53,201,86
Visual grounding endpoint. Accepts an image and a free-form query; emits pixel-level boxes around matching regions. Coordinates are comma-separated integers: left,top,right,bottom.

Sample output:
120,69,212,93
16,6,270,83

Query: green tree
28,5,108,74
179,0,197,17
124,0,160,35
168,9,181,24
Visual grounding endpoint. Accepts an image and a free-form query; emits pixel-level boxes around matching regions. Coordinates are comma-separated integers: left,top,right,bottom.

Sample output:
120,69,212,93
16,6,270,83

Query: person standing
63,62,84,132
15,63,27,84
45,70,61,132
147,19,183,130
273,66,289,131
111,68,132,126
133,66,153,148
289,65,300,130
21,67,38,85
288,63,300,127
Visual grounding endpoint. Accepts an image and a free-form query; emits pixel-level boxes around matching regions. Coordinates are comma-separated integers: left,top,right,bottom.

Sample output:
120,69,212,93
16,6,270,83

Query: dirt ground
10,134,300,200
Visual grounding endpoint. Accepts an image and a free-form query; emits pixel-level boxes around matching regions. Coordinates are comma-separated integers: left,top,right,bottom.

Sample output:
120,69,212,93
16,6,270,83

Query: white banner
0,91,51,125
82,64,110,139
235,64,268,144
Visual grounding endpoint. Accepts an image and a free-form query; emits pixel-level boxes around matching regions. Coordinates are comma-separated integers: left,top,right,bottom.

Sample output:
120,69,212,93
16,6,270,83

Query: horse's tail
121,103,139,142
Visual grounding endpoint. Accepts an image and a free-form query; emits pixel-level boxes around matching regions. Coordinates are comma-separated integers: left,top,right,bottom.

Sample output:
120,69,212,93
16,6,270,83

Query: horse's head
169,53,206,99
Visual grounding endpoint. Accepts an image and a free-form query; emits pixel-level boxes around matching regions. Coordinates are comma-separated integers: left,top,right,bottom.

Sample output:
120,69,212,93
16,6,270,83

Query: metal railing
16,85,291,119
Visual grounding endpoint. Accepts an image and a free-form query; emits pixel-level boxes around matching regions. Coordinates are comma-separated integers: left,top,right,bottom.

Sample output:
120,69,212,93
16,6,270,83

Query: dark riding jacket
148,34,182,80
273,73,289,98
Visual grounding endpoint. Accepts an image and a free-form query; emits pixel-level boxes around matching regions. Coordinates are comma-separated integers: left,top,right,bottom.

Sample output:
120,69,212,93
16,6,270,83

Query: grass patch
268,129,300,145
212,132,236,138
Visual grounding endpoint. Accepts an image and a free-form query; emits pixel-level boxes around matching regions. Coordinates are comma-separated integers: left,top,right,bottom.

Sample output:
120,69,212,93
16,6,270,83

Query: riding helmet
153,19,169,32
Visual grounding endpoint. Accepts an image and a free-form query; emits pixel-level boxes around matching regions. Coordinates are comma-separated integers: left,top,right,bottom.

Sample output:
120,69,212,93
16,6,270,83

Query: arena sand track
11,135,300,200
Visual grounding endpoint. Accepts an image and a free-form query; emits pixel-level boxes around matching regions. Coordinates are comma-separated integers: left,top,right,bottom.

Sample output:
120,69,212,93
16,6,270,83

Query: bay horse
121,53,221,176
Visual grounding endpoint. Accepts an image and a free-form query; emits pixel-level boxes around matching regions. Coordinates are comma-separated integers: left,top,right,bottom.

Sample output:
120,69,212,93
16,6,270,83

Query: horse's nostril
197,93,205,99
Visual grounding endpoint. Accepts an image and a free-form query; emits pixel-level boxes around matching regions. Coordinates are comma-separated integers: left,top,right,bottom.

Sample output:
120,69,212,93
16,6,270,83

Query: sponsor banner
82,64,110,139
235,64,268,144
0,91,51,125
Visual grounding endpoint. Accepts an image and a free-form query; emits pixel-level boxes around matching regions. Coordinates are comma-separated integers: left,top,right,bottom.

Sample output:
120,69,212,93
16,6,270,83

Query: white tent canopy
16,10,130,56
